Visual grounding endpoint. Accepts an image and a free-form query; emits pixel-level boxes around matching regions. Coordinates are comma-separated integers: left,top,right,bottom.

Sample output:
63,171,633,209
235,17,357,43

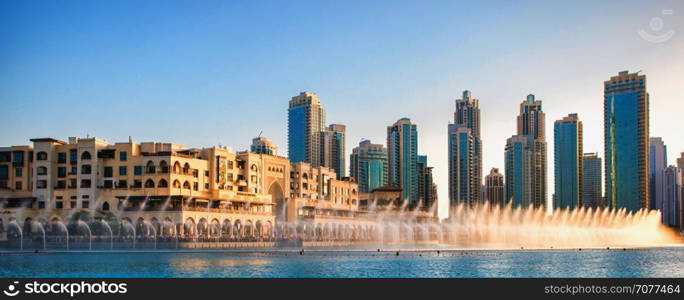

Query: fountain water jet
77,220,92,250
8,220,22,250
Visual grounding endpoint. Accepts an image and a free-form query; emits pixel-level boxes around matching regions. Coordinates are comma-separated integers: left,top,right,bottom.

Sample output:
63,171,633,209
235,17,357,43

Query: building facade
288,91,326,167
250,136,278,156
582,153,603,208
604,71,650,212
417,155,437,210
320,124,346,179
349,140,388,193
505,94,547,209
649,137,667,210
553,113,583,209
661,166,682,229
484,168,504,207
387,118,419,206
0,136,374,243
448,90,482,210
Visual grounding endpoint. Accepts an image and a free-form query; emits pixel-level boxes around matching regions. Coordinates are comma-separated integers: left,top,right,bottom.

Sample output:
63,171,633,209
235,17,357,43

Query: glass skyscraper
604,71,649,212
582,153,603,208
350,140,387,193
649,137,667,210
505,94,547,209
553,113,583,209
321,124,346,179
387,118,419,206
288,92,326,167
448,90,482,210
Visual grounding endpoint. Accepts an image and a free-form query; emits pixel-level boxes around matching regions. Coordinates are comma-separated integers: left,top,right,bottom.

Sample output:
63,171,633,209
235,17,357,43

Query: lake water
1,247,683,278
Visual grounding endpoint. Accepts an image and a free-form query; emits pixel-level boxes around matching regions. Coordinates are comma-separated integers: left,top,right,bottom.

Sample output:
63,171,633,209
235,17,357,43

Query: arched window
158,179,168,188
173,180,181,188
146,161,155,174
173,162,181,174
36,151,48,160
182,181,191,189
102,202,110,211
81,151,91,160
183,163,191,174
144,179,155,188
159,160,169,173
37,166,48,175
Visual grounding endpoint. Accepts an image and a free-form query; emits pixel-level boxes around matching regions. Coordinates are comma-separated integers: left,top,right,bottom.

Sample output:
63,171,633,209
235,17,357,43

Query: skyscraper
582,153,603,208
554,113,583,209
649,137,667,210
505,94,547,209
321,124,346,179
485,168,505,207
448,90,482,210
288,92,326,167
662,166,682,228
505,135,534,208
417,155,436,209
350,140,388,193
387,118,419,206
250,136,278,156
604,71,649,212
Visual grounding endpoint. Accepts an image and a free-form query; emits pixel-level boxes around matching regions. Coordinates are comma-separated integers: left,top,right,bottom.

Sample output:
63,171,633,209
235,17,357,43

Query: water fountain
32,221,46,250
8,220,22,250
142,220,157,249
55,221,70,250
122,220,136,248
76,220,92,250
101,220,114,250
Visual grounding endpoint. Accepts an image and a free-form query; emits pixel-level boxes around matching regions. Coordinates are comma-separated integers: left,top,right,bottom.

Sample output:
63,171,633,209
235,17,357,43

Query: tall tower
485,168,505,207
553,113,583,209
604,71,649,212
321,124,346,179
350,140,388,193
288,92,326,167
506,94,547,209
387,118,418,206
582,153,603,208
448,90,482,210
649,137,667,210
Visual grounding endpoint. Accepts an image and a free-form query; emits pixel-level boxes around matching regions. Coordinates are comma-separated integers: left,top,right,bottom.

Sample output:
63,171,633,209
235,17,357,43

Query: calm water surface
1,248,683,278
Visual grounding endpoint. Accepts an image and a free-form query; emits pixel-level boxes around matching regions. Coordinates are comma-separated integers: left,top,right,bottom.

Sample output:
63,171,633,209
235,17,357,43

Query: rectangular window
81,164,91,175
103,180,113,188
104,166,113,177
15,181,22,190
120,151,127,161
70,201,76,208
38,201,45,209
69,179,77,189
69,149,77,164
37,180,47,189
204,183,209,190
70,166,77,175
12,151,24,165
193,182,198,191
0,165,8,180
57,152,67,163
80,179,91,188
57,167,67,178
119,166,127,176
0,152,10,162
56,180,66,189
82,201,89,209
117,180,127,188
134,166,142,175
56,201,63,209
15,167,22,177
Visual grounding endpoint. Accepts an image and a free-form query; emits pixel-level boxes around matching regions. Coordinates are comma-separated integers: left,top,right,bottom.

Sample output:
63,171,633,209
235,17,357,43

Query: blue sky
1,0,683,217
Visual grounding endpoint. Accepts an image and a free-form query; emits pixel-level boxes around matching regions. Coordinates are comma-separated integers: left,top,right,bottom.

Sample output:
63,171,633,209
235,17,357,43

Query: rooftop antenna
257,130,263,138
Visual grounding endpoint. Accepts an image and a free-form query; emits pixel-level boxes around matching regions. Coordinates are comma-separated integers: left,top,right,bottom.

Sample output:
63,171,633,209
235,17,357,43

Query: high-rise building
649,137,667,210
604,71,649,212
661,166,682,228
288,92,326,167
485,168,504,207
553,113,583,209
677,152,684,170
250,136,278,156
448,90,482,210
321,124,346,179
582,153,603,208
349,140,388,193
387,118,419,206
505,94,547,209
417,155,436,209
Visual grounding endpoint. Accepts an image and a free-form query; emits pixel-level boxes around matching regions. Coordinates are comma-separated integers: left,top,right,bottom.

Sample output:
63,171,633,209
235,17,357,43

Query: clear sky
1,0,683,218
